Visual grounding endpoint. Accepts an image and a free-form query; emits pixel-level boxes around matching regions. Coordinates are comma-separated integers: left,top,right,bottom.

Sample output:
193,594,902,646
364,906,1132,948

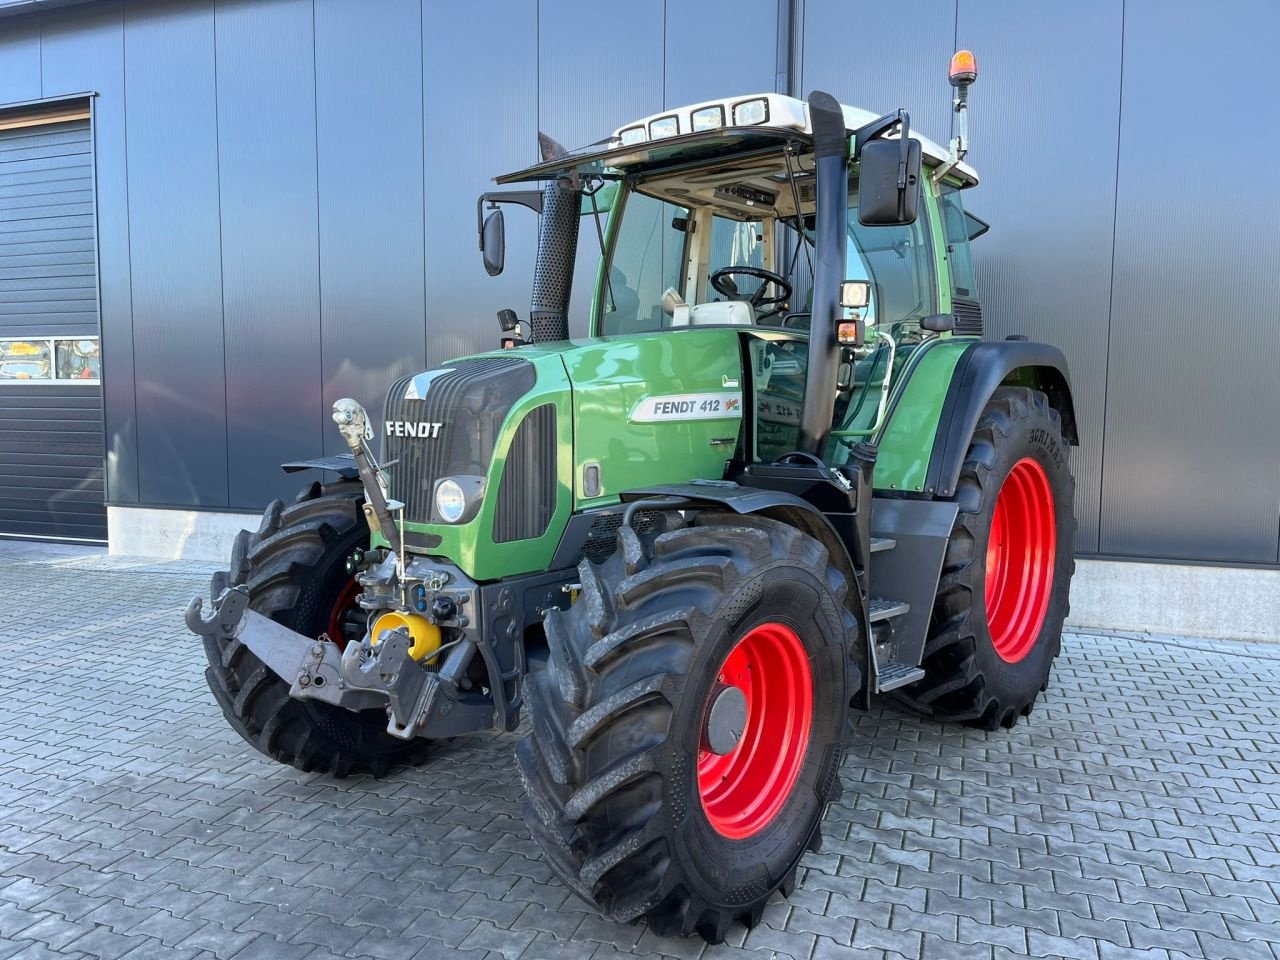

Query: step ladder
866,538,925,694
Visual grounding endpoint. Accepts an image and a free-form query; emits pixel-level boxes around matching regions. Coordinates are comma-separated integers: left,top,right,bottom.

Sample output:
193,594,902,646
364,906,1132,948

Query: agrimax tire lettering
1028,426,1064,468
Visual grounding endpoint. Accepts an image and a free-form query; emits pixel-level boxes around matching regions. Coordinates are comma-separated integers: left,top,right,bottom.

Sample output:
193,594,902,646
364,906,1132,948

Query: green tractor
188,52,1077,942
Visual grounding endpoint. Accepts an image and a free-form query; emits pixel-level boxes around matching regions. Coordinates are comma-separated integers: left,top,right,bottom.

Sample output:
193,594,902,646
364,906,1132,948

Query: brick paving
0,539,1277,960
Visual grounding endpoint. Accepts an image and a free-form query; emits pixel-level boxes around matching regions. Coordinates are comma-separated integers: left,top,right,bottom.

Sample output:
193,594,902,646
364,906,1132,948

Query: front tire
517,512,858,942
898,386,1075,729
202,479,433,777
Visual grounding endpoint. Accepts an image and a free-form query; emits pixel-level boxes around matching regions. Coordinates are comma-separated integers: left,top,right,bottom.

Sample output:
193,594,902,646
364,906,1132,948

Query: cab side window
937,184,982,301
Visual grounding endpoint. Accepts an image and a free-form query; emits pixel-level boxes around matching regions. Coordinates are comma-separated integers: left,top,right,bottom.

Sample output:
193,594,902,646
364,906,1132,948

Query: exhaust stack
796,91,850,457
529,133,581,343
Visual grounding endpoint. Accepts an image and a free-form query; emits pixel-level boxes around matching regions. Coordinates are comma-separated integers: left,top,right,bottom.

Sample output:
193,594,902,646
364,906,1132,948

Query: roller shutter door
0,106,106,543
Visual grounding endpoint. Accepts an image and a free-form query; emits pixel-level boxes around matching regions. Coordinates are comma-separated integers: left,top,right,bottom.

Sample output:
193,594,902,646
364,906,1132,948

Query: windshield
597,167,936,339
600,192,689,335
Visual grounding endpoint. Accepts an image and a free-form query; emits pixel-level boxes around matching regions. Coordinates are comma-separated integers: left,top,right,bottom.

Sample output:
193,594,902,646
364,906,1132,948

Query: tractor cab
484,90,985,470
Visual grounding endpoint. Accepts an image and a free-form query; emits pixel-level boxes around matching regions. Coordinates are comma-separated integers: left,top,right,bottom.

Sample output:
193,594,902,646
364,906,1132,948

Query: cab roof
496,92,978,187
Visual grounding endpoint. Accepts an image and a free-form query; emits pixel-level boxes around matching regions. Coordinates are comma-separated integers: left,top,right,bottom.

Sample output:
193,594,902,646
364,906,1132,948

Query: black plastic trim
925,340,1079,498
475,567,576,732
619,479,860,588
280,454,358,479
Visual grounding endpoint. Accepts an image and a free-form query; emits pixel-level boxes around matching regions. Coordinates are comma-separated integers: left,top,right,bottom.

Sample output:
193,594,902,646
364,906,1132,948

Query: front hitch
186,586,464,739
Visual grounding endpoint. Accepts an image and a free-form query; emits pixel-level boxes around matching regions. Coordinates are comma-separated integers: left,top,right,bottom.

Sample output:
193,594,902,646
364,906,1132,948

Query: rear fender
926,341,1077,498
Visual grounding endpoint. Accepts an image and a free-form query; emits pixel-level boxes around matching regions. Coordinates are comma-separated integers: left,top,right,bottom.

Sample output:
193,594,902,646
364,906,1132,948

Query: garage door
0,104,106,543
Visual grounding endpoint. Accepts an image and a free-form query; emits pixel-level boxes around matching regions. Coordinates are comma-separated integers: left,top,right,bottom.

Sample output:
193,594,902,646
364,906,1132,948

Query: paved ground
0,540,1277,960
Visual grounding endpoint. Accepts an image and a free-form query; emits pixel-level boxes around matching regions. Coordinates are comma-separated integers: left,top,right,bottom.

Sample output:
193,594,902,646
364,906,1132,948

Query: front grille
493,403,557,543
383,357,534,525
953,298,983,336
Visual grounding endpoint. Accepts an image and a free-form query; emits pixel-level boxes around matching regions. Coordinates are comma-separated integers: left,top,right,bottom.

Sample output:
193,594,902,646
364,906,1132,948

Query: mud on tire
202,479,433,777
517,512,859,943
897,386,1075,730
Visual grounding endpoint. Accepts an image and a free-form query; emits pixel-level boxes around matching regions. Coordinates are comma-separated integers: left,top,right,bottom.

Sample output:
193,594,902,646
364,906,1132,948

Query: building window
0,337,100,384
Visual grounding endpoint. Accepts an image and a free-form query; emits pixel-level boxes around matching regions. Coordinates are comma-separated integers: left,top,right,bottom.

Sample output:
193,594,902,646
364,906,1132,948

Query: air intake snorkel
797,91,850,456
529,133,582,343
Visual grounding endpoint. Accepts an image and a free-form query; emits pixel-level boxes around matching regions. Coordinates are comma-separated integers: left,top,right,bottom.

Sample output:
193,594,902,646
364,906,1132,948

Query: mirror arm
853,108,908,157
475,190,545,247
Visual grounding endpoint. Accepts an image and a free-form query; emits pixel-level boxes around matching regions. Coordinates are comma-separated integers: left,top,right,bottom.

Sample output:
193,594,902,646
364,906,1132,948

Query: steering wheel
710,266,793,317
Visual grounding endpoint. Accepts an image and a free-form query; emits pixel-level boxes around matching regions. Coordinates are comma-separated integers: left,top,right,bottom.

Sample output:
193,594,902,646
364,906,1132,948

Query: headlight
432,476,485,524
434,479,468,523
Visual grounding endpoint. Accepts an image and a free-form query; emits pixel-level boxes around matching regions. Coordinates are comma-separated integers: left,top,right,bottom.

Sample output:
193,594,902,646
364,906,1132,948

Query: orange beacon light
949,49,978,87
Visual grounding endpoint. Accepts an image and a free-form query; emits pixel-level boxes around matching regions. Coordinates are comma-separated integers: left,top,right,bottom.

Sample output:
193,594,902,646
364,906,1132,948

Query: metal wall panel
215,0,323,506
314,0,425,457
123,0,228,507
956,0,1122,554
40,1,138,505
421,0,537,368
800,0,954,142
538,0,665,335
0,18,41,103
664,0,779,107
1101,0,1280,563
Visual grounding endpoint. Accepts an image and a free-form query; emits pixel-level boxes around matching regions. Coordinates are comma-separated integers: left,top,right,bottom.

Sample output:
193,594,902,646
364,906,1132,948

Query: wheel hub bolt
704,683,748,756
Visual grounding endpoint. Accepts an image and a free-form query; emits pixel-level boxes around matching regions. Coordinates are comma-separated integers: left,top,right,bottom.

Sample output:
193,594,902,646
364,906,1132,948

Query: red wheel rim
697,622,813,840
985,457,1056,664
326,577,362,650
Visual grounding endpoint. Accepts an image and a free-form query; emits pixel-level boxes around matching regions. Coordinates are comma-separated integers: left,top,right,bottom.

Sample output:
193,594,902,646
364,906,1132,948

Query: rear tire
202,479,433,777
517,512,858,942
897,387,1075,729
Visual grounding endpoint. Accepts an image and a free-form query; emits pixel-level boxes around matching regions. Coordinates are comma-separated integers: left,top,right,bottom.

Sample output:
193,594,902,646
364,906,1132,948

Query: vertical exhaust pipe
797,91,850,456
529,133,581,342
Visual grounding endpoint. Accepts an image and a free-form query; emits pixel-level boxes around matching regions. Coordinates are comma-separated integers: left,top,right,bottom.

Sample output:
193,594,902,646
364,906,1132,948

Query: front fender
618,481,858,598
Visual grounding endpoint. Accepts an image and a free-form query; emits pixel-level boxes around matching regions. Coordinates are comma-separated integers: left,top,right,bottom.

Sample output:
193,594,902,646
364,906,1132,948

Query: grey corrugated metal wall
0,0,1275,566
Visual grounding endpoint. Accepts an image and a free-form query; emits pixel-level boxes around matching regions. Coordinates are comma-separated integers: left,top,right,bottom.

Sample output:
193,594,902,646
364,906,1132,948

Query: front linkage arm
186,587,462,739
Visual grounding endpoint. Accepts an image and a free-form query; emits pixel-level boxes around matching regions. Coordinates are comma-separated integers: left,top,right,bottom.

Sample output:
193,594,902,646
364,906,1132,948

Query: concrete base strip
1068,557,1278,643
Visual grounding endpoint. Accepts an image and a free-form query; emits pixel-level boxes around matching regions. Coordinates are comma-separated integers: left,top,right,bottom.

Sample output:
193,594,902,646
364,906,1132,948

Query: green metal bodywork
873,338,972,492
390,351,574,582
564,328,745,507
387,328,747,581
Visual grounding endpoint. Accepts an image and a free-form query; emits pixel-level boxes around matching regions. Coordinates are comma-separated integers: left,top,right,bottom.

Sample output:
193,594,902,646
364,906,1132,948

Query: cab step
875,662,925,692
866,597,920,693
868,597,910,622
870,536,896,553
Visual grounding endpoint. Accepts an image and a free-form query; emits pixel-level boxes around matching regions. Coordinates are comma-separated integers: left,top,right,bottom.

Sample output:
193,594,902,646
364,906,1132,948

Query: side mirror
857,137,921,226
481,208,505,276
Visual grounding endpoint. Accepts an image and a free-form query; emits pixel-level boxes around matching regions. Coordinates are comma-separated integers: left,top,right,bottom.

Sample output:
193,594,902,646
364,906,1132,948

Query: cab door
742,329,809,463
